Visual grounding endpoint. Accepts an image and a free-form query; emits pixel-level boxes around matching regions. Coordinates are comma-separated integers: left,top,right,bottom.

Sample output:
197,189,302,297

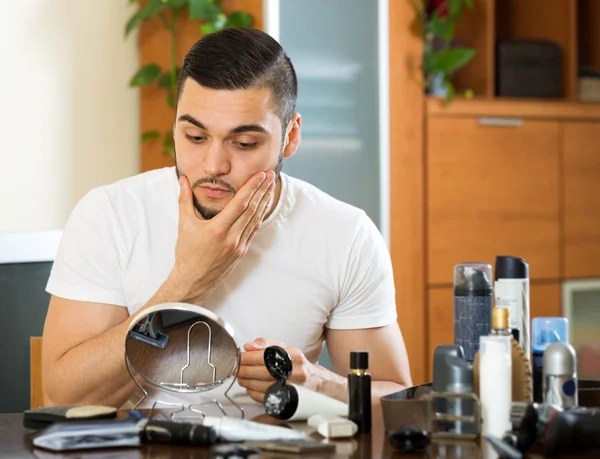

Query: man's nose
203,141,231,177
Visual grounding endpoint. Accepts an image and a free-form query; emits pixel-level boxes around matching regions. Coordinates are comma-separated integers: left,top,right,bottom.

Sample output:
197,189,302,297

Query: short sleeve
325,213,398,329
46,189,127,306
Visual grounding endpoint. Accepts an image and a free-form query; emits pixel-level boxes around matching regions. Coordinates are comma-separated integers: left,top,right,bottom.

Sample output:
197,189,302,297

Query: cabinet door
563,122,600,278
427,117,560,285
427,281,561,380
530,281,562,319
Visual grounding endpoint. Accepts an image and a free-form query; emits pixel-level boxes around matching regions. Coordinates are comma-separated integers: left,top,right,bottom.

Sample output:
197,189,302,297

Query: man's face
174,79,285,220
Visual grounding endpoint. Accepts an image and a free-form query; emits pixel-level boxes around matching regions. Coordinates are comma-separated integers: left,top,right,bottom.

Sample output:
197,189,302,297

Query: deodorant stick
543,341,578,409
453,263,493,363
494,255,530,359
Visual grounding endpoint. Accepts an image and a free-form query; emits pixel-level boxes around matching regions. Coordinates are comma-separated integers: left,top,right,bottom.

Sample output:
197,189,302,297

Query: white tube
264,383,348,422
289,384,348,421
202,416,306,442
479,335,512,437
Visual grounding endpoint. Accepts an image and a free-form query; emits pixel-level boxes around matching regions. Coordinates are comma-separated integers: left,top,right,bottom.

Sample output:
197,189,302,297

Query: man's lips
199,185,231,199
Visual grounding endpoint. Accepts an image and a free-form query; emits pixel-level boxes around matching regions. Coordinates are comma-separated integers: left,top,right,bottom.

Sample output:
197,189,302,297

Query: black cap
263,346,293,382
495,255,528,280
263,381,299,420
350,351,369,370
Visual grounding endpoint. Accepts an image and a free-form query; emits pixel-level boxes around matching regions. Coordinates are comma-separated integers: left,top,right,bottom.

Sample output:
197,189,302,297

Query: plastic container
532,318,568,403
479,335,512,437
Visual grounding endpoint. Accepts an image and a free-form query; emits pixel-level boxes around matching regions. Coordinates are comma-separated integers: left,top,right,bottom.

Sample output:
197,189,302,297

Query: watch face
264,345,293,382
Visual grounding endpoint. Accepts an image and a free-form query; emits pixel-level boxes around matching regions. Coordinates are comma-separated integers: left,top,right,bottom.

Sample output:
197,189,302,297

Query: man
41,27,411,410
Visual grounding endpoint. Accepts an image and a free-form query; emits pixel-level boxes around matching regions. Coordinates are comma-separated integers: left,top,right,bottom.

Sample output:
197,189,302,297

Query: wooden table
0,404,595,458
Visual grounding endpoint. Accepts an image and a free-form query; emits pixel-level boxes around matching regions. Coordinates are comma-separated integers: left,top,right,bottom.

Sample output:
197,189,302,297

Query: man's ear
282,113,302,159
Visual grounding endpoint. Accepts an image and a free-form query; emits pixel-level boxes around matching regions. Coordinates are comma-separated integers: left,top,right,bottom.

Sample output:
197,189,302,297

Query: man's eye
185,134,204,143
235,142,257,150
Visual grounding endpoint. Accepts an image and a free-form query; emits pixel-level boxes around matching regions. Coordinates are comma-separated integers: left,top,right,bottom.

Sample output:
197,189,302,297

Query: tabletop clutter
21,256,600,457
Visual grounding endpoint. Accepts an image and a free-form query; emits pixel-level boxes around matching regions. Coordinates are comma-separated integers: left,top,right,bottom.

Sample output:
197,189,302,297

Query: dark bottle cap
495,255,529,280
350,351,369,370
263,382,299,420
263,346,293,382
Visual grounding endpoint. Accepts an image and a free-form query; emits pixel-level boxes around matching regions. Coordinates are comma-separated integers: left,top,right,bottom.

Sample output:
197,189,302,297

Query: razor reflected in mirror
124,303,243,418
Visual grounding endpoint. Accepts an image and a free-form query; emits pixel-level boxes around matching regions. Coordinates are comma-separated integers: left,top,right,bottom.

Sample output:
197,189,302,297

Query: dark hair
177,27,298,129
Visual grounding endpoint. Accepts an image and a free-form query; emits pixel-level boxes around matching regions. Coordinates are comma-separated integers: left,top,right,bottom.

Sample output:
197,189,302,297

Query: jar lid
264,346,293,382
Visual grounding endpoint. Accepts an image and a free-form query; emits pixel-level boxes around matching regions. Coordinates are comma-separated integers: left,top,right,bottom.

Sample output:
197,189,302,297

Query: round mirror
125,302,239,395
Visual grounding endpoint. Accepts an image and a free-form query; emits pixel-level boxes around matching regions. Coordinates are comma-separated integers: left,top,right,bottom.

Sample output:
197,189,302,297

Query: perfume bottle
348,351,371,433
473,307,532,402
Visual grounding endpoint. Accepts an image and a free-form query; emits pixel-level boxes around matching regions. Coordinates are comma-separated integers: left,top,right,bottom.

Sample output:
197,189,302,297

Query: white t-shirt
46,167,397,410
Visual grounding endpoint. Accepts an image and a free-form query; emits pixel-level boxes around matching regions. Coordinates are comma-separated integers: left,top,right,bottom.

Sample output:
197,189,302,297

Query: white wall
0,1,140,231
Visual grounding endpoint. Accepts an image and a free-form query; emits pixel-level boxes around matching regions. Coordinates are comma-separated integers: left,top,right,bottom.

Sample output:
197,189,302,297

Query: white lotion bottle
261,345,349,422
479,335,512,437
264,382,348,422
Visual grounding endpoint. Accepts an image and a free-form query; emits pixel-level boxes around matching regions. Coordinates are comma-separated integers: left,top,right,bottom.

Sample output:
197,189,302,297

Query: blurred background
1,0,599,413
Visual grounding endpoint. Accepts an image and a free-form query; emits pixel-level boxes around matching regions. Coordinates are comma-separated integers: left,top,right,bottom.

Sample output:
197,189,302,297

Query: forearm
316,366,407,404
44,275,205,408
43,319,135,408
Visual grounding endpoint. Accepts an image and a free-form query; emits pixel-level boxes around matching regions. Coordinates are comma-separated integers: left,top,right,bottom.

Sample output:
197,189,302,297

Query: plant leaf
200,22,219,35
443,79,456,106
141,130,160,143
163,130,175,157
428,47,476,75
464,0,474,9
166,90,176,108
165,0,189,7
189,0,223,21
125,0,165,37
427,15,454,41
158,68,180,89
225,11,253,28
129,64,162,87
448,0,463,17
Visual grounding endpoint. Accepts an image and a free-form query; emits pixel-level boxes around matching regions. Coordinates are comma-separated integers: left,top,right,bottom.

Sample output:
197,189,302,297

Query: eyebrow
178,114,270,136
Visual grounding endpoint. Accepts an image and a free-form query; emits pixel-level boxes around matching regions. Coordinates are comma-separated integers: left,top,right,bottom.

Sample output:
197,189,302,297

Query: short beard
175,150,283,220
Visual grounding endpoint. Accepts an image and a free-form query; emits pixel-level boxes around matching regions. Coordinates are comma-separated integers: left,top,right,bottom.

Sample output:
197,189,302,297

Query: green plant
413,0,476,104
125,0,254,156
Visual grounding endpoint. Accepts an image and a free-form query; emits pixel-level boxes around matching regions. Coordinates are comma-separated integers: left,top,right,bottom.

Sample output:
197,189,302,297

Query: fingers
240,350,266,366
245,389,265,404
237,364,273,381
215,171,270,228
238,181,274,244
244,337,285,351
238,378,272,394
228,171,275,240
178,176,196,222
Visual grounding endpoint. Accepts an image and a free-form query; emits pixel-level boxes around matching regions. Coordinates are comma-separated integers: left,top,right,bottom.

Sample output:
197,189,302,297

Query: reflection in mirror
125,304,239,395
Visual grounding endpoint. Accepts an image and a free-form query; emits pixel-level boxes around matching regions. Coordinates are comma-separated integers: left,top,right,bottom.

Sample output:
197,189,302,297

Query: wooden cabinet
427,117,561,285
530,281,562,319
563,122,600,278
426,281,562,380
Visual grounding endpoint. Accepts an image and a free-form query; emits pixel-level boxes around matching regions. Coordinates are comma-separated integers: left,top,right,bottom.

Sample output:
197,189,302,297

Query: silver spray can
453,262,493,363
494,255,530,359
543,341,578,408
